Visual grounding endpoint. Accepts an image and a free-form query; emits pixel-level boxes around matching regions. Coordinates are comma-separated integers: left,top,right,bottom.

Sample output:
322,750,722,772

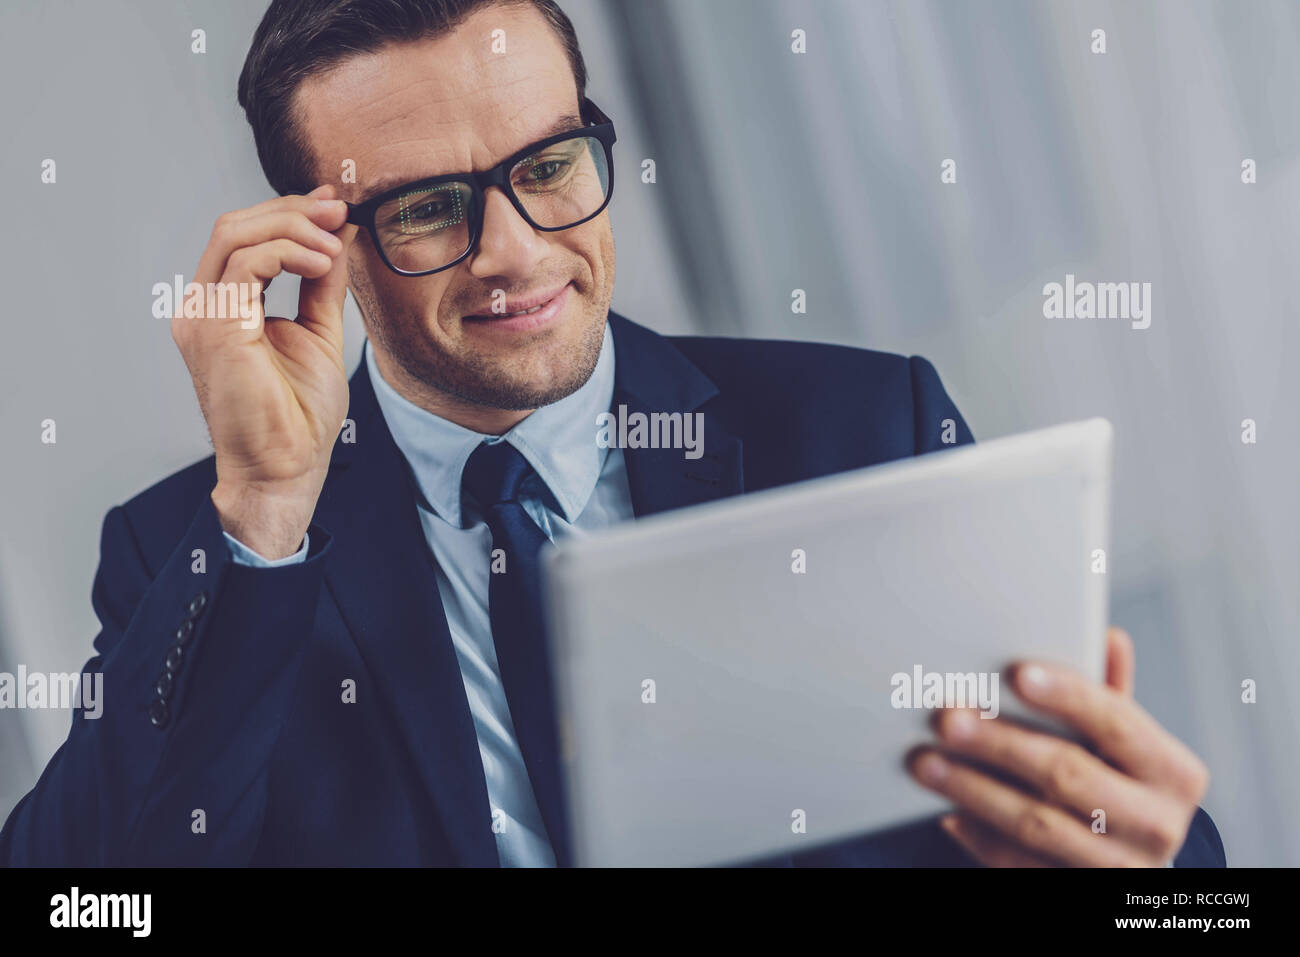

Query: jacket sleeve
1173,806,1227,866
0,493,331,866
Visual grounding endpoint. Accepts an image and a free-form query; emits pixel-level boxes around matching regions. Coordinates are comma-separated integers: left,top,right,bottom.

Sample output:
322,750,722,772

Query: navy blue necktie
460,439,569,865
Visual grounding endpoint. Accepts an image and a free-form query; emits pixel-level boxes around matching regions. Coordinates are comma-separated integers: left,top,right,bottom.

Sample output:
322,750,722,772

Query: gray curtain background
1,0,1295,865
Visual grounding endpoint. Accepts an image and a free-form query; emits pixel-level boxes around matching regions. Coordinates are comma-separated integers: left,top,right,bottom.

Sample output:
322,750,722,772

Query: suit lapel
315,363,499,867
608,313,745,517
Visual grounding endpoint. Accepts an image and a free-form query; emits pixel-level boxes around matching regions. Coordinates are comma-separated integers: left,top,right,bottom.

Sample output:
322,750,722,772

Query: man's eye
406,201,448,220
386,193,462,234
517,159,568,186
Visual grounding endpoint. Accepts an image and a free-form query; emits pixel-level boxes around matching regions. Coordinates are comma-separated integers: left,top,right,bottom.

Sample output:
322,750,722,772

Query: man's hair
237,0,588,196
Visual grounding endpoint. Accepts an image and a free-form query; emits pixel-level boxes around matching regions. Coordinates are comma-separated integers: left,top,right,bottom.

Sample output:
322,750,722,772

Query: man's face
296,2,614,413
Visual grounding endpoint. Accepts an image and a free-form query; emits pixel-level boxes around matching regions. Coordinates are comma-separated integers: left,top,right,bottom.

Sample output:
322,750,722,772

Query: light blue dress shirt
224,321,634,867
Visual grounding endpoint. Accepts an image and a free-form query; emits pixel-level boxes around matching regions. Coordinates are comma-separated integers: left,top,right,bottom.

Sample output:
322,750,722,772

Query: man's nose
467,185,547,278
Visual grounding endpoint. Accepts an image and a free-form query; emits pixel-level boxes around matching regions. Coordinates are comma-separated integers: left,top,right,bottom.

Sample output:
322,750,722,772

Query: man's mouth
463,282,572,321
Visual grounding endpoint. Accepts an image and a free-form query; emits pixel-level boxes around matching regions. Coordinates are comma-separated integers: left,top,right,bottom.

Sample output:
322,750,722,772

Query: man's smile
460,280,574,334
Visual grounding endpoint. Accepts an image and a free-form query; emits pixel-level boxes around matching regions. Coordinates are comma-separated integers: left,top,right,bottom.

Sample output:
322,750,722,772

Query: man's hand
171,184,358,558
908,627,1210,866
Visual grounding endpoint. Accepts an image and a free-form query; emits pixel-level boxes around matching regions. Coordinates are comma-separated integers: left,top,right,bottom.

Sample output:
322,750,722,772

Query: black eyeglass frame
345,96,617,277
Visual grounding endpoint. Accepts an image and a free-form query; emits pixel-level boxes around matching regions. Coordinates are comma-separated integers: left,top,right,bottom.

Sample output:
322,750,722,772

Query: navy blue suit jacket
0,312,1225,867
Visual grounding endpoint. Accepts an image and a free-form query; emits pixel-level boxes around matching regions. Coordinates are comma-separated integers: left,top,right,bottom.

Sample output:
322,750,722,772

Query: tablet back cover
543,419,1111,867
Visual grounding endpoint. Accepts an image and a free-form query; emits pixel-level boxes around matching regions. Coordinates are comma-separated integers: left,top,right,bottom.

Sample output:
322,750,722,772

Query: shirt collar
364,321,616,528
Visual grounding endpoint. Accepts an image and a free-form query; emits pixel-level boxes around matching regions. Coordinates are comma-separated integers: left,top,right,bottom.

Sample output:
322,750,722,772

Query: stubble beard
357,281,610,413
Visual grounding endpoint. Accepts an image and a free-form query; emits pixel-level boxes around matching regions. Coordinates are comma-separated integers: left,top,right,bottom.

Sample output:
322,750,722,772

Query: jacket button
184,592,207,619
175,619,194,645
148,699,169,728
154,672,173,700
164,645,185,674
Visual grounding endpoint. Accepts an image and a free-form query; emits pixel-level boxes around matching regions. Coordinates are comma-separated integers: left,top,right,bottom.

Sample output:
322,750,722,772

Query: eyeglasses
346,96,617,277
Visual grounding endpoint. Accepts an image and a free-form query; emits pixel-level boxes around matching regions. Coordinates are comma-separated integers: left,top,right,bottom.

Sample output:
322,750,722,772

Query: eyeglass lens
372,134,611,273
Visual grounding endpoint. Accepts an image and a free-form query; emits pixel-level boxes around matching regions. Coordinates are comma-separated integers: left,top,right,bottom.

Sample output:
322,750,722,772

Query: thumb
1105,626,1136,697
297,218,357,356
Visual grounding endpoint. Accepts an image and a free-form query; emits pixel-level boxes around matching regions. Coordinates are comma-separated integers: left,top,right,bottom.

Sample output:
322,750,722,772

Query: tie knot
461,440,535,512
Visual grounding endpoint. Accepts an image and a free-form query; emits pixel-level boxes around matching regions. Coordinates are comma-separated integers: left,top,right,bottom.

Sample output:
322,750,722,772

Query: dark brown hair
237,0,588,195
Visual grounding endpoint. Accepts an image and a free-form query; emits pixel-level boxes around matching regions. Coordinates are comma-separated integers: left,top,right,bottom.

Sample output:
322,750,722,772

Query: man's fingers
940,813,1059,867
221,238,334,287
195,210,344,285
193,189,349,285
909,749,1142,865
296,222,357,355
173,238,334,348
210,184,338,228
1106,626,1136,696
933,708,1197,859
1012,662,1209,799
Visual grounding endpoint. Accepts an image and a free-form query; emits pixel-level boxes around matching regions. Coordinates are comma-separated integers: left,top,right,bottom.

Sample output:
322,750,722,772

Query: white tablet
541,418,1112,867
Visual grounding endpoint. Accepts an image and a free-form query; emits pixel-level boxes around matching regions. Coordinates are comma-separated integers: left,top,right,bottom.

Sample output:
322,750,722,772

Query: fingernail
945,709,977,741
914,752,948,785
317,198,346,211
1018,664,1052,696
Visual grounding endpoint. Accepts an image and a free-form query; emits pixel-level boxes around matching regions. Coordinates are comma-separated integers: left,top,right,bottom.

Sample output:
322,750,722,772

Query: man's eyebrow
355,112,585,204
533,110,585,141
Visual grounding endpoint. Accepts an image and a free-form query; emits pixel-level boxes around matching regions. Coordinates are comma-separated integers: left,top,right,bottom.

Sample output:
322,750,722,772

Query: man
1,0,1223,867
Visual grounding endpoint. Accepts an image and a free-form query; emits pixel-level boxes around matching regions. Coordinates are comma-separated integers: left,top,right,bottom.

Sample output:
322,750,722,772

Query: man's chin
455,318,605,411
381,301,605,412
432,346,599,412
